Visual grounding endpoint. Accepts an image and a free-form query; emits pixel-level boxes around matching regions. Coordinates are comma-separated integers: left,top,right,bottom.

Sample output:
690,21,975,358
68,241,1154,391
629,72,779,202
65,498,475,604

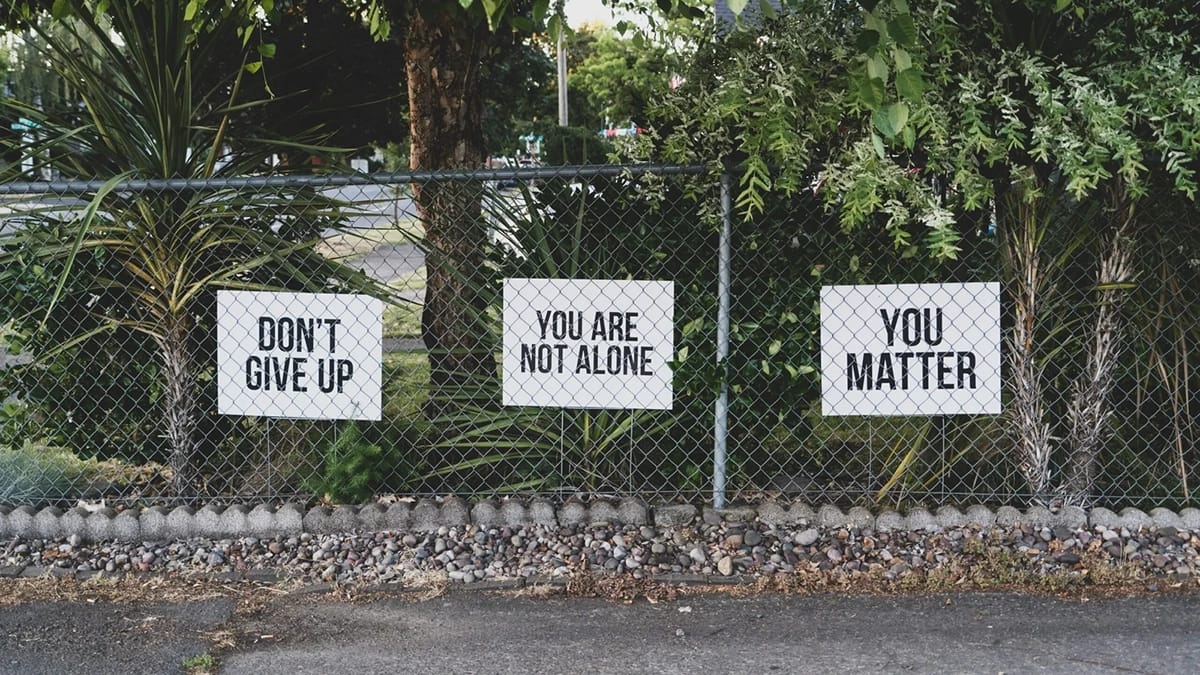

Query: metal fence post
713,173,733,510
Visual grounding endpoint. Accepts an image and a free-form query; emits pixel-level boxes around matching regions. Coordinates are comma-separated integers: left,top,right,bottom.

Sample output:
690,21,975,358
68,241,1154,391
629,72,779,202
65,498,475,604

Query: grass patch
383,352,430,420
383,303,422,339
383,267,427,339
316,220,422,262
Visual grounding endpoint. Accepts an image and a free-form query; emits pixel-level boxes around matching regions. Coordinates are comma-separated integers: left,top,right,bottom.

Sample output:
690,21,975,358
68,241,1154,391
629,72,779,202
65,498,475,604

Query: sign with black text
821,282,1001,416
503,278,674,409
217,291,382,420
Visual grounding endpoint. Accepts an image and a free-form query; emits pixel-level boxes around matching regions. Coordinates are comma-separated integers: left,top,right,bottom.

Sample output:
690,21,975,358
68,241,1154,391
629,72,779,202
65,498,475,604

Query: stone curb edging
2,500,1199,543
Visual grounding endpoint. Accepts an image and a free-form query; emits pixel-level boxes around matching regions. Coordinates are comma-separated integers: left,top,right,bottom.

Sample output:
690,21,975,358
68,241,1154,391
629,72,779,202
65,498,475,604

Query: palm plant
407,177,688,495
0,2,385,499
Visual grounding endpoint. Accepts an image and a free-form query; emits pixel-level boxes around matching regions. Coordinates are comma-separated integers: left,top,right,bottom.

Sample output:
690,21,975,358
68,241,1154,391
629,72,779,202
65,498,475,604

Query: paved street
3,589,1197,674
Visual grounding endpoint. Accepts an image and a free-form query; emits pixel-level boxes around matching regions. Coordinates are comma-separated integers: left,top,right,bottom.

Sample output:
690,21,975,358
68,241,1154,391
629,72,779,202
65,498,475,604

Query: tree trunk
158,313,201,502
405,7,496,417
1061,188,1136,505
998,187,1055,502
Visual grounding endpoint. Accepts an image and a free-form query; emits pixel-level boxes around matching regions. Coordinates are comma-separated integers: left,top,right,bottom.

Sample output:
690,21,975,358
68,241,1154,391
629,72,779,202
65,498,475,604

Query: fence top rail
0,163,710,195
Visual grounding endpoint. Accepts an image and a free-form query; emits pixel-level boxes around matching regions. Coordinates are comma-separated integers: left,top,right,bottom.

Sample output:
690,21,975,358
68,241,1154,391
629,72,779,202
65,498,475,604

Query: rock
845,506,874,529
498,500,528,528
964,505,996,528
795,528,819,547
935,506,966,529
654,504,697,528
1119,507,1155,532
589,501,620,526
755,502,789,526
618,499,649,526
559,500,587,527
743,529,763,547
787,502,816,524
905,508,937,531
1150,508,1185,530
875,511,905,532
717,555,734,576
816,505,846,529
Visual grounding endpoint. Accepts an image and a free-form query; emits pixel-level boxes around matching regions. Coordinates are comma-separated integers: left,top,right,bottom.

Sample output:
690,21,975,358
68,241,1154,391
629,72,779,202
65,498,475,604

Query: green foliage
662,0,1200,254
405,176,708,494
567,24,675,131
0,1,392,498
304,423,387,504
536,125,612,165
0,440,91,504
180,653,217,673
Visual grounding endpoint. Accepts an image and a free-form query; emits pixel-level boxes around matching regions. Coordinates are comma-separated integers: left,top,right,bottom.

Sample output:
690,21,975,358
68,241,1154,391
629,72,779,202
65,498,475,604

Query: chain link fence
1,165,1197,510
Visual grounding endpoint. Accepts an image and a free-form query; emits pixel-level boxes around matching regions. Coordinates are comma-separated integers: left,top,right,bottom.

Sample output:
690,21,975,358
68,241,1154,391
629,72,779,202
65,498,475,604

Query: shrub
304,423,391,504
0,440,91,505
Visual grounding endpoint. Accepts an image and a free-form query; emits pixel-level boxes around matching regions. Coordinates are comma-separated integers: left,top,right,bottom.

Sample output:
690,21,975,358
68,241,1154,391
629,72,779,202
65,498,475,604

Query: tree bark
405,6,497,416
998,186,1055,502
158,313,202,502
1061,187,1136,505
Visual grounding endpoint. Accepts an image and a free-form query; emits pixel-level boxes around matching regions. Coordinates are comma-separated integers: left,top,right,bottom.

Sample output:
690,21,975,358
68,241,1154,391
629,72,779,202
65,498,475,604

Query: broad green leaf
871,132,887,159
532,0,549,24
863,10,886,34
902,124,916,149
480,0,502,28
257,43,276,59
51,0,71,18
867,56,889,85
873,101,909,138
887,14,917,47
856,74,886,109
896,67,924,101
727,0,750,15
458,0,475,8
183,0,200,21
768,339,783,356
244,60,263,74
1055,0,1071,11
892,47,912,71
856,29,880,55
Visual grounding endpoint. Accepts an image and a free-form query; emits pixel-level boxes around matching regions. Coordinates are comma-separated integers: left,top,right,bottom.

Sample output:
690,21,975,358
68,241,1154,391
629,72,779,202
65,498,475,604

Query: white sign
820,282,1001,416
217,291,382,420
503,278,674,409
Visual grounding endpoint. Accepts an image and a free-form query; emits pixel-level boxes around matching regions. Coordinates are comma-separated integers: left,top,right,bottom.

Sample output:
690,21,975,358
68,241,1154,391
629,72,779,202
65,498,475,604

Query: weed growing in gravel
181,653,217,674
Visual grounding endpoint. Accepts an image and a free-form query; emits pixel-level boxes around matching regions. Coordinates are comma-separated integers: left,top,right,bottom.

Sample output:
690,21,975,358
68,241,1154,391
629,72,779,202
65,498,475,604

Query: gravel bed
4,519,1199,592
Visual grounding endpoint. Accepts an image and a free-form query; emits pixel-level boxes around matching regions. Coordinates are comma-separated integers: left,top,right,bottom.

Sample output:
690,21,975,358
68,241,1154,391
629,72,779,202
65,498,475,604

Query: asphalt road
8,589,1192,674
1,597,236,675
218,591,1200,674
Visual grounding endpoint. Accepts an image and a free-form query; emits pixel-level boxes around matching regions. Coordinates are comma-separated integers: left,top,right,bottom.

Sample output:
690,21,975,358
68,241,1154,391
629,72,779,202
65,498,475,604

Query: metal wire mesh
1,165,1197,510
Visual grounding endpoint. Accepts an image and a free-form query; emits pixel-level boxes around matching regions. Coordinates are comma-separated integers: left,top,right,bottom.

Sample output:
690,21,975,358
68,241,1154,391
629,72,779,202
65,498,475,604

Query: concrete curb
1,500,1197,543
